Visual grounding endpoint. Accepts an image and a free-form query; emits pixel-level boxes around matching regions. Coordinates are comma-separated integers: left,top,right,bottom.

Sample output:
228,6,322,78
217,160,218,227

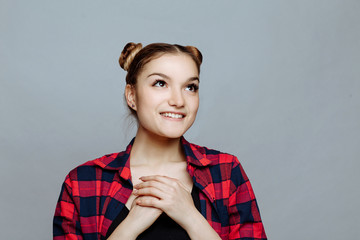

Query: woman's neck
130,128,185,167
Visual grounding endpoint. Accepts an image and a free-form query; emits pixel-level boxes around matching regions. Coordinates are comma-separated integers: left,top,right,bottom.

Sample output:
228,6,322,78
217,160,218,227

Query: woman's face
127,53,200,139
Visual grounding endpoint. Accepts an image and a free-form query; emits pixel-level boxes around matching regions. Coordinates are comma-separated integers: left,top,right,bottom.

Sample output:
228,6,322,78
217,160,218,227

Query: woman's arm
177,207,222,240
54,176,162,240
53,176,83,240
107,195,162,240
134,175,221,240
228,157,267,240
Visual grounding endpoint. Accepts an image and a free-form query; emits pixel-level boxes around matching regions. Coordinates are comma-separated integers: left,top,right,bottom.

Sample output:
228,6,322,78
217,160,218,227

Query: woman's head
119,42,203,138
119,42,202,114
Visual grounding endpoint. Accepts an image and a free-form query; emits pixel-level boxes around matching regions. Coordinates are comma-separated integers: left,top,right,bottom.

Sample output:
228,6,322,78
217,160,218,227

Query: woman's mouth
160,112,185,119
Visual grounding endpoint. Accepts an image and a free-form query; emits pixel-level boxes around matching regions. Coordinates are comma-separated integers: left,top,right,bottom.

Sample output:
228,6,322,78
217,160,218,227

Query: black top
106,185,201,239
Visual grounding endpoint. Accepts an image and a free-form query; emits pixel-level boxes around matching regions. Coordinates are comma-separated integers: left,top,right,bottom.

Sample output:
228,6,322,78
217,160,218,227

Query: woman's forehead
140,53,199,77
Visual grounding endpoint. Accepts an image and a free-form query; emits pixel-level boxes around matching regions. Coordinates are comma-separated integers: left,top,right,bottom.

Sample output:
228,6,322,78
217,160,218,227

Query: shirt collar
92,138,134,181
181,137,212,167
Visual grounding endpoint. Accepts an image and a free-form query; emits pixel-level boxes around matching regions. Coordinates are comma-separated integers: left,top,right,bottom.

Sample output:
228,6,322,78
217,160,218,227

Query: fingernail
133,189,138,195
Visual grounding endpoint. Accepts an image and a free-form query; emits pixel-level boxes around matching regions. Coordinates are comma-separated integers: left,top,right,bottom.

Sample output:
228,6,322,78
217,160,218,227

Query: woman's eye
153,80,166,87
186,84,199,92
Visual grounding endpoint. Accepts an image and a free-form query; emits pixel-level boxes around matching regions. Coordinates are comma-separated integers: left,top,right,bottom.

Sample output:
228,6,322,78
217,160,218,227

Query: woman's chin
157,131,185,140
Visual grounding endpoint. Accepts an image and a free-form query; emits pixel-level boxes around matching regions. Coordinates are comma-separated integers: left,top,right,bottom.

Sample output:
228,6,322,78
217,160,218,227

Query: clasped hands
131,175,196,228
111,175,219,240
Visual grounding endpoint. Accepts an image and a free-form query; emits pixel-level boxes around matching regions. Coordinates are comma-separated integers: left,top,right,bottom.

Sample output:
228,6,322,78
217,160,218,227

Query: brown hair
119,42,203,116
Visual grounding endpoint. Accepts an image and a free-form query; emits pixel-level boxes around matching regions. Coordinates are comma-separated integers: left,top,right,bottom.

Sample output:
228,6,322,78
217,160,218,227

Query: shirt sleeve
53,175,83,240
228,157,267,240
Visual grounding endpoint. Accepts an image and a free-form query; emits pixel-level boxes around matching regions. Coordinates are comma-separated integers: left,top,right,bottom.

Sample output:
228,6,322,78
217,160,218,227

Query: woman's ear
125,84,137,111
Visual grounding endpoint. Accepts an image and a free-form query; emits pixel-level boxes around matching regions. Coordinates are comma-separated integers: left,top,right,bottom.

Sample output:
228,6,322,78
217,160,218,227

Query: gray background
1,0,359,239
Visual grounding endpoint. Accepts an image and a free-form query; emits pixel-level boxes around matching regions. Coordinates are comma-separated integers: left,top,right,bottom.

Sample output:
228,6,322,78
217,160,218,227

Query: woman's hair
119,42,203,116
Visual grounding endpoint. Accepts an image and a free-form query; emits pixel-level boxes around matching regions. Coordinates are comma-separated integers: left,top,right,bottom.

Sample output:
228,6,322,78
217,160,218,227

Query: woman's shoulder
186,140,249,187
66,150,128,181
184,139,241,167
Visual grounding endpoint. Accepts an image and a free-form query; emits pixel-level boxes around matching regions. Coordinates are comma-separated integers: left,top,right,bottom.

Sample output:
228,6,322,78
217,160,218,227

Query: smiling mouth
160,112,185,119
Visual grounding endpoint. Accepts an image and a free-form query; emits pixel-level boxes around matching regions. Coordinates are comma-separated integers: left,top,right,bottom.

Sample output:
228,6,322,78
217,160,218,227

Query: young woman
53,43,267,240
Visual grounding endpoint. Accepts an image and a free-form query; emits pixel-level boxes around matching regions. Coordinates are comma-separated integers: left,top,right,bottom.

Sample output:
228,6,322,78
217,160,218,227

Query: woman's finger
136,196,162,209
139,175,173,183
134,180,172,193
139,175,190,192
134,185,168,200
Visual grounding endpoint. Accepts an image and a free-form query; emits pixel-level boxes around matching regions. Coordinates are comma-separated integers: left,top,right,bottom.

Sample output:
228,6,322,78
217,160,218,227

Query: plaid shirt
53,137,267,240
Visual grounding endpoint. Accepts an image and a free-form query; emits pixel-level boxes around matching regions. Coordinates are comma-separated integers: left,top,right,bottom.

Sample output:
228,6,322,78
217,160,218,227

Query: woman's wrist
107,214,138,240
181,208,221,240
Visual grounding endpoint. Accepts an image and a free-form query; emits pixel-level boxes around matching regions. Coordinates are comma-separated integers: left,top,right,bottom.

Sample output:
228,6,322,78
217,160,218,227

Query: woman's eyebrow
188,77,200,82
147,73,199,82
147,73,170,79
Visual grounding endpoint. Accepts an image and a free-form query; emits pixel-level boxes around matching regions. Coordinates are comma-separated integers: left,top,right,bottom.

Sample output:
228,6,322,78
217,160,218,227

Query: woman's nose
168,88,184,107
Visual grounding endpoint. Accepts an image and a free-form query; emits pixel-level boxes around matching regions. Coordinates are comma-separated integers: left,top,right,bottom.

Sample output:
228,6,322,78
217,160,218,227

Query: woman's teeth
161,113,184,119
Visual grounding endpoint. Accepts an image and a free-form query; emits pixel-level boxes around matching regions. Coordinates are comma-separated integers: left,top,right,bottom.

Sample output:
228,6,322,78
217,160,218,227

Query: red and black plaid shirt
53,137,267,240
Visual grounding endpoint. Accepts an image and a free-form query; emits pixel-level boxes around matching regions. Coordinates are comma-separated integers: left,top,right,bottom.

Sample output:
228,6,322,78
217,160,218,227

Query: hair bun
119,42,143,71
185,46,203,65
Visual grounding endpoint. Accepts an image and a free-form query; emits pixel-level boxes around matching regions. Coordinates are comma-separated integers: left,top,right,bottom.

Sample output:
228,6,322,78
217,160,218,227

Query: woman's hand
132,175,221,239
133,175,197,229
107,194,162,240
128,195,163,234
